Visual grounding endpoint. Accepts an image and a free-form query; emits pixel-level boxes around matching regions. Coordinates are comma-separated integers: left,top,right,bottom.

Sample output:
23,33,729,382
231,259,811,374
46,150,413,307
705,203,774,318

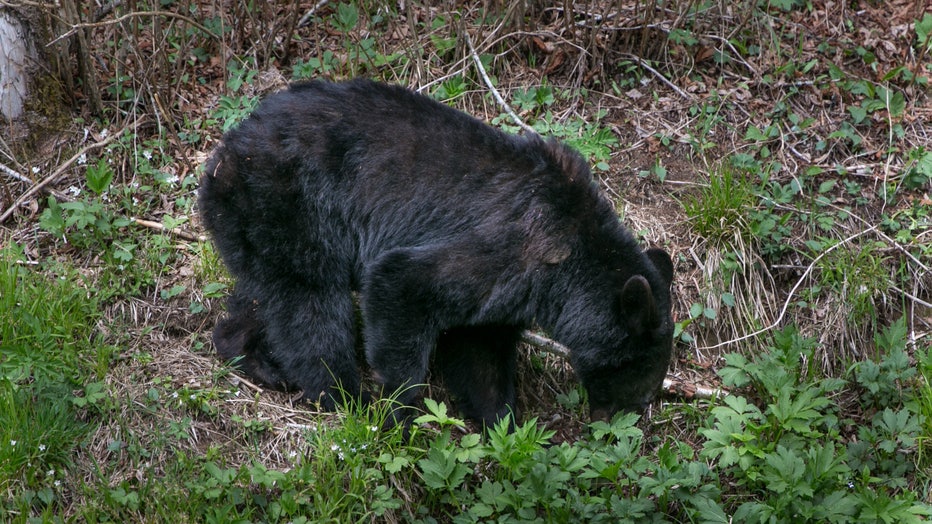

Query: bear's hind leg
434,325,521,427
213,289,291,390
255,281,361,410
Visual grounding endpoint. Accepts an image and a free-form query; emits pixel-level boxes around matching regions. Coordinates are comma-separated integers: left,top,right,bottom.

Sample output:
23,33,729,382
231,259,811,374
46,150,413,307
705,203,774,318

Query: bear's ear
645,247,674,286
620,275,660,335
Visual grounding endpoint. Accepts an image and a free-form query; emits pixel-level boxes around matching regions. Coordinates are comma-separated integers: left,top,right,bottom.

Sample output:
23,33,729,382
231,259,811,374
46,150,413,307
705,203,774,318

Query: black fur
198,79,675,425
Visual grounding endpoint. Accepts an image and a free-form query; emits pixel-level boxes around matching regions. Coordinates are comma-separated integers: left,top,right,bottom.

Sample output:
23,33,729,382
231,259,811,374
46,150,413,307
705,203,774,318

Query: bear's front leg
434,325,521,428
361,246,470,413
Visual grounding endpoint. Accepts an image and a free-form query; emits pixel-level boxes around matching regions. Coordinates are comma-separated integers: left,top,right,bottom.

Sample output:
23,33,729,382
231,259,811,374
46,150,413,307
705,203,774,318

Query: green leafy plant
701,325,930,523
638,160,668,182
85,158,114,195
432,76,469,101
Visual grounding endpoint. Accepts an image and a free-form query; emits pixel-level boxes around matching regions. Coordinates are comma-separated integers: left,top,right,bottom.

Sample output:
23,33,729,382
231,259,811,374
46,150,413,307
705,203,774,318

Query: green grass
0,245,113,516
684,166,757,245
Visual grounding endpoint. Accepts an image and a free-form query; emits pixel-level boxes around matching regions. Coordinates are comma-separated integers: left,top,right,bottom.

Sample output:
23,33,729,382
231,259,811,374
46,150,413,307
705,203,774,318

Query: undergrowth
5,270,927,522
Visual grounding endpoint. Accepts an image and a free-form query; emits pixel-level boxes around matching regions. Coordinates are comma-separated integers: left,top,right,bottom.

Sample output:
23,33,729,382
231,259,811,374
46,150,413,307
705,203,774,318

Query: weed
685,167,755,244
432,75,469,102
702,325,930,522
524,107,617,171
903,146,932,190
214,61,260,132
816,239,892,325
638,160,668,182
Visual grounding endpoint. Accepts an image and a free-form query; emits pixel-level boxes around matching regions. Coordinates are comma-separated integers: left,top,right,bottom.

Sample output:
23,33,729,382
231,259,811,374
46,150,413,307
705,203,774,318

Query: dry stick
298,0,329,27
519,331,727,400
463,32,537,135
130,218,206,242
0,163,32,185
696,225,879,351
0,163,70,203
48,9,217,46
618,53,691,100
0,129,125,224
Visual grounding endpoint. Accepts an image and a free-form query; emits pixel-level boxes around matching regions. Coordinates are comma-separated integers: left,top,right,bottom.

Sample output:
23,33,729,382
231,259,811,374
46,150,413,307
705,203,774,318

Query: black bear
198,79,674,426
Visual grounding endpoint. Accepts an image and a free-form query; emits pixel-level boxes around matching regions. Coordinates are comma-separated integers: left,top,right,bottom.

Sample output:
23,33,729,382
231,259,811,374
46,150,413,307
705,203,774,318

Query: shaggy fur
199,79,674,425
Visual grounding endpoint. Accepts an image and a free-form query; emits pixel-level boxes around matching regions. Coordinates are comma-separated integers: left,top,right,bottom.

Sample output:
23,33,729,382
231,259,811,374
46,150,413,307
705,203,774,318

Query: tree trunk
0,8,37,121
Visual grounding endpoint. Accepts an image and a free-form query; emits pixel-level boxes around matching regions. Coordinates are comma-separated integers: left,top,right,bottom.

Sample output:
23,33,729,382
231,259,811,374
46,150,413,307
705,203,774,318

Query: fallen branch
619,53,692,100
131,217,206,242
0,126,127,223
519,331,726,401
463,32,537,135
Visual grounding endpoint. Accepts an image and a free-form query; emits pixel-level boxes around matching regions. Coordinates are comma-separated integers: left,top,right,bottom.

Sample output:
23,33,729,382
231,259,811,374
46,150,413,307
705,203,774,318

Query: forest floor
1,0,931,520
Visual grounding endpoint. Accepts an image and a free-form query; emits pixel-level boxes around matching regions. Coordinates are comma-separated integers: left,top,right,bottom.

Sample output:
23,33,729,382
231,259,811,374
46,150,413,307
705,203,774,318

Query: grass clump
684,167,757,245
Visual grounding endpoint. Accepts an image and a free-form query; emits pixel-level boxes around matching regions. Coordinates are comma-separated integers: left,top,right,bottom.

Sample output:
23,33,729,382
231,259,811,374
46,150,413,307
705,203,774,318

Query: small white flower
77,153,87,165
166,175,180,185
100,129,109,138
171,392,179,399
38,444,46,452
338,452,345,461
54,480,61,487
142,150,153,161
31,166,39,174
66,185,81,196
330,444,340,451
370,426,378,432
288,451,297,458
10,440,15,447
189,394,196,400
46,470,55,477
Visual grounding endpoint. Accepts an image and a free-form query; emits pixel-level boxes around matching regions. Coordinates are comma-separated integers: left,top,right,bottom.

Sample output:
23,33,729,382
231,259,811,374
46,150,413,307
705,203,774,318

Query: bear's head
570,247,675,421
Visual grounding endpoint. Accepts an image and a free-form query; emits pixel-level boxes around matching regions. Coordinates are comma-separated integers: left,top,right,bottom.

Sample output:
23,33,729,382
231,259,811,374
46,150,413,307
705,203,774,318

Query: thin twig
520,331,725,400
0,162,70,203
619,53,691,100
0,163,32,184
131,218,206,242
298,0,329,27
463,32,536,135
48,9,217,46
